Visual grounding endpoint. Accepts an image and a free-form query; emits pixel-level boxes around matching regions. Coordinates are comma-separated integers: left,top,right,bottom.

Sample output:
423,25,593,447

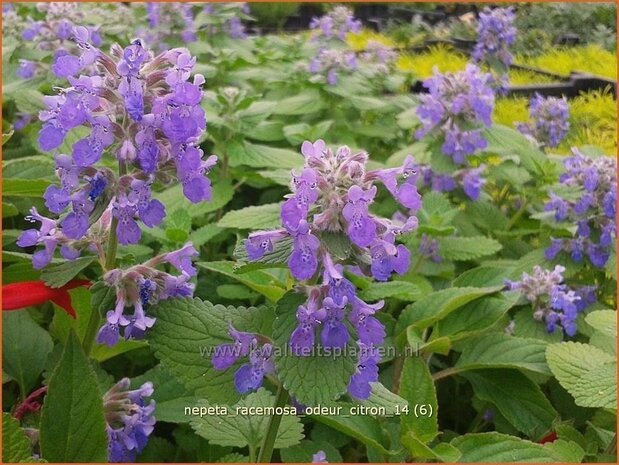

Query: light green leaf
3,179,52,197
358,281,422,302
455,333,551,376
585,310,617,337
148,298,275,404
198,261,286,302
271,91,326,116
464,370,557,440
228,141,301,170
546,342,616,409
233,236,292,272
452,433,585,462
190,388,303,449
3,413,37,462
39,332,108,462
437,236,503,261
273,292,356,405
483,124,546,175
218,203,282,230
400,356,438,446
40,256,94,288
280,439,342,463
360,382,408,416
3,311,54,396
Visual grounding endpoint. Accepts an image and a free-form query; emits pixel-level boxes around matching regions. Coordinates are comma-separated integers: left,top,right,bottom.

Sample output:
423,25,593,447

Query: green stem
257,384,289,463
505,199,528,231
604,433,617,455
249,445,257,463
82,309,101,356
431,366,461,381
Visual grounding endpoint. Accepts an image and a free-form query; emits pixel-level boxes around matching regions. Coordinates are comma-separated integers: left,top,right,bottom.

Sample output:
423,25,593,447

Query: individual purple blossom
517,94,570,148
16,60,36,79
472,7,516,93
462,165,486,201
212,324,257,370
544,149,616,268
103,378,155,463
244,141,421,399
96,243,199,346
418,233,441,263
348,344,380,399
312,451,328,463
416,64,495,165
505,265,596,336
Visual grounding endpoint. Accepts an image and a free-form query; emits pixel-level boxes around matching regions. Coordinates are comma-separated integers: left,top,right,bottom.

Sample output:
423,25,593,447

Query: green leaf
3,202,19,218
271,91,326,116
452,433,585,462
233,236,292,272
190,388,303,449
455,333,551,376
435,293,518,342
3,156,55,180
228,141,301,170
2,130,14,146
40,332,108,462
40,256,94,288
3,179,52,197
218,203,282,230
245,120,285,142
158,181,234,218
452,266,511,287
437,236,502,261
396,286,503,340
148,298,274,404
483,124,547,175
3,412,36,462
464,370,557,440
280,439,342,463
400,356,438,446
465,201,509,232
546,342,616,409
3,311,54,396
360,382,409,416
273,292,356,405
198,261,286,302
358,280,422,302
585,310,617,337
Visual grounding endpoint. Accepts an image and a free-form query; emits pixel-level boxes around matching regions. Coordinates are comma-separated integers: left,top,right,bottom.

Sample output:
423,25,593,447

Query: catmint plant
359,40,398,75
201,3,250,40
232,140,421,399
505,265,596,335
141,3,197,48
472,7,517,92
309,6,362,42
103,378,156,462
517,94,570,148
544,148,616,268
415,64,495,165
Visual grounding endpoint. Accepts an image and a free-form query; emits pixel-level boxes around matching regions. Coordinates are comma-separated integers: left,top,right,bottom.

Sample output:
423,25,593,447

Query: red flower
538,431,558,444
2,280,91,318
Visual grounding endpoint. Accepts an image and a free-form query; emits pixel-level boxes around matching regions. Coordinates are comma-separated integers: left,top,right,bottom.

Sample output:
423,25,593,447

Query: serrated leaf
40,256,94,288
465,201,509,231
218,203,282,230
452,266,511,287
190,388,303,449
359,281,422,302
585,310,616,337
198,261,286,301
452,433,585,462
148,298,275,404
3,413,37,462
40,332,108,462
455,334,551,376
396,286,503,340
464,370,557,440
437,236,502,261
546,342,616,409
400,355,438,445
273,292,356,405
233,236,292,272
3,311,54,396
3,156,55,180
483,124,546,175
360,382,408,416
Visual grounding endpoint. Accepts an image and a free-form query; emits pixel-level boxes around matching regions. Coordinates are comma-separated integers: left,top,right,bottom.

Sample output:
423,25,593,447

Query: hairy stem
257,384,289,463
431,366,461,381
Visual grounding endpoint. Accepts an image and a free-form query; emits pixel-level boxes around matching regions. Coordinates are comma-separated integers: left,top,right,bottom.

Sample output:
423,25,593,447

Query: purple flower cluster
17,3,105,81
505,265,596,336
545,149,616,268
418,164,487,201
244,140,421,399
310,6,362,42
212,325,274,394
309,49,357,86
202,3,249,40
143,3,197,47
30,38,214,259
472,7,516,91
517,94,570,148
359,40,398,75
103,378,155,463
416,64,495,165
96,243,198,346
418,233,441,263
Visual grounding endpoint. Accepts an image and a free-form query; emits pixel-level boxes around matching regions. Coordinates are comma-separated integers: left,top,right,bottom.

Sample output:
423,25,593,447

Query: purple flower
320,297,349,349
103,378,155,463
343,185,377,247
312,451,328,463
288,220,320,281
234,343,275,394
518,94,569,148
308,48,357,85
348,344,380,399
161,242,198,277
310,6,361,42
212,324,257,370
245,230,287,261
17,60,36,79
349,298,385,345
462,166,486,200
370,241,410,282
290,298,325,355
